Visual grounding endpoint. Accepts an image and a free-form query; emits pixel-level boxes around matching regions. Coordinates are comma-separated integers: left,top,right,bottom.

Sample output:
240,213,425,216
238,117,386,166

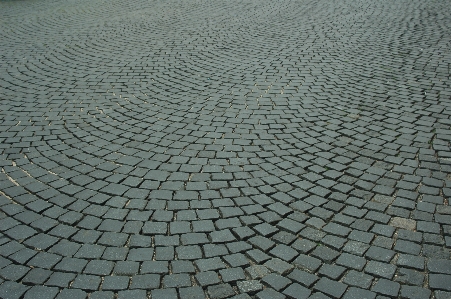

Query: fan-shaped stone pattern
1,0,451,298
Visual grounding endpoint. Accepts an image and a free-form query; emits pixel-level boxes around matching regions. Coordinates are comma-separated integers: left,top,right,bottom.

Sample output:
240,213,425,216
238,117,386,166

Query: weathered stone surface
0,0,450,297
389,217,416,231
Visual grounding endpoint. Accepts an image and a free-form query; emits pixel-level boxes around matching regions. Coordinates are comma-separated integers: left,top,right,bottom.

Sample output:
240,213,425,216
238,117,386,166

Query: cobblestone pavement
1,0,451,298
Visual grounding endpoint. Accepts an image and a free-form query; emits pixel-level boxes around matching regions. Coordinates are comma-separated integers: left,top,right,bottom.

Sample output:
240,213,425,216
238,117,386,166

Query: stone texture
0,0,449,297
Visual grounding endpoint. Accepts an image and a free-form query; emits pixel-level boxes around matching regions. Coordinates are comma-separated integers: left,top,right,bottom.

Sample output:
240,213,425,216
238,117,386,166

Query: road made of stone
1,0,451,298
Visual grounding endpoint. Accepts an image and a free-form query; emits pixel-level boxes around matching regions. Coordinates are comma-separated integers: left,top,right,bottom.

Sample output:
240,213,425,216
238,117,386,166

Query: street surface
1,0,451,298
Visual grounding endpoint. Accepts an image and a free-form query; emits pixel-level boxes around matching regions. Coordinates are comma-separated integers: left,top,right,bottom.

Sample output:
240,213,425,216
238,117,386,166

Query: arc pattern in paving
1,0,451,298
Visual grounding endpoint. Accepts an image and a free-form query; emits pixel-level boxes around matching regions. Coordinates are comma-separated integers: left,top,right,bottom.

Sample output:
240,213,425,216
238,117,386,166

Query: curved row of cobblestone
1,0,451,298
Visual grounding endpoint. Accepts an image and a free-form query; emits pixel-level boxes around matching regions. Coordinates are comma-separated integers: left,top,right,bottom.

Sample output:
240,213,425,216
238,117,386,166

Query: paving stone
102,247,129,261
154,235,180,246
155,246,175,261
233,226,255,240
365,246,395,262
22,268,52,285
0,264,30,281
195,271,220,286
74,244,105,259
248,236,275,252
262,273,292,290
5,225,37,240
269,244,298,262
365,261,396,279
348,230,374,244
395,268,425,286
23,233,59,250
288,269,319,288
172,260,195,274
181,233,210,245
343,240,370,256
264,258,294,274
277,218,306,234
142,222,167,235
371,279,400,297
130,274,160,289
306,217,327,229
27,252,62,269
195,257,226,271
113,261,140,276
8,248,38,264
246,250,271,266
271,231,297,245
254,223,279,237
283,283,311,299
117,290,147,299
308,292,331,299
322,223,351,237
220,267,246,283
245,265,271,279
71,274,101,290
208,283,236,299
55,289,87,299
45,272,76,288
102,276,130,291
256,288,286,299
141,261,169,274
0,281,30,299
163,274,192,288
399,229,423,243
129,235,151,248
423,233,445,245
293,254,322,272
230,294,253,299
151,289,178,299
400,285,431,299
429,274,451,291
292,239,317,254
71,230,101,244
311,245,340,263
23,286,59,299
370,224,395,237
422,244,450,259
127,248,154,261
393,240,421,255
343,270,374,289
336,253,367,271
210,229,237,243
396,254,425,270
89,291,115,299
434,291,451,299
237,280,263,294
204,244,229,258
318,264,346,280
389,217,416,230
342,287,376,299
428,259,451,274
84,260,114,275
313,277,348,299
179,286,206,299
417,221,441,234
177,246,203,260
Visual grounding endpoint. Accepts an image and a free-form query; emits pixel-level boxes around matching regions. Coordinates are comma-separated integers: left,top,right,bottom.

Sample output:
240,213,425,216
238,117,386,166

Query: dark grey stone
208,283,236,299
371,279,400,297
429,274,451,291
342,287,376,299
365,261,396,279
313,277,347,299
